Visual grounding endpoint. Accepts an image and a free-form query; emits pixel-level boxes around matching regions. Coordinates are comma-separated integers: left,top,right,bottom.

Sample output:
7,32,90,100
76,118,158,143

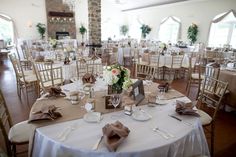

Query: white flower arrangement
103,65,132,91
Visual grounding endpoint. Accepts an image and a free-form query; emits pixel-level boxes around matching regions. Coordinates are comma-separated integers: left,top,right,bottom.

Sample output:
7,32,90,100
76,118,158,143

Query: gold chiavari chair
87,58,103,76
0,89,31,157
135,63,156,80
196,76,228,157
32,61,63,94
9,54,38,105
165,55,184,79
75,59,88,80
16,45,31,69
149,54,162,79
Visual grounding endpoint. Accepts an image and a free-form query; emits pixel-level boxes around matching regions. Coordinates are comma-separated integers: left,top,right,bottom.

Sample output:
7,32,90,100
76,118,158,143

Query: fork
57,123,77,141
152,128,170,139
154,127,175,138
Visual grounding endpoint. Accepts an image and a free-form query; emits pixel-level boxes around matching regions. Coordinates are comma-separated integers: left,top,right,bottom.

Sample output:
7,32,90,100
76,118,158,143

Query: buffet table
29,80,209,157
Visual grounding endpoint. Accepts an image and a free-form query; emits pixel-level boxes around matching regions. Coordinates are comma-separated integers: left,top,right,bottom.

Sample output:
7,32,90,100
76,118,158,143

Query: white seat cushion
8,121,31,143
197,109,212,125
191,73,204,80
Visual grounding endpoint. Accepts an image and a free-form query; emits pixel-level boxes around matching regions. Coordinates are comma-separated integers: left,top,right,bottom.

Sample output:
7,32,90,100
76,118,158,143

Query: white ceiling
107,0,199,11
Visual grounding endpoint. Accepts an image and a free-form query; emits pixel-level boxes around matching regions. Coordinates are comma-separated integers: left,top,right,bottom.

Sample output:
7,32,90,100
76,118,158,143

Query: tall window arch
208,10,236,48
0,13,15,46
159,16,181,43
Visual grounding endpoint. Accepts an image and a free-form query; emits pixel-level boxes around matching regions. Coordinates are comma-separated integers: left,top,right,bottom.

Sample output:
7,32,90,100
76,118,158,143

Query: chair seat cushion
8,121,30,143
20,74,37,83
191,73,204,80
197,109,212,125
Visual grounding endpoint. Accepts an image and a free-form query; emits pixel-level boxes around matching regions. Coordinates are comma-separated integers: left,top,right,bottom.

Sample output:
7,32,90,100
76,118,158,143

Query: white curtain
0,14,18,45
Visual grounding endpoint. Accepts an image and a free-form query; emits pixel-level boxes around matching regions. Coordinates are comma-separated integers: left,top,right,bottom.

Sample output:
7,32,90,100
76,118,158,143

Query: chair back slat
0,89,13,155
199,76,228,119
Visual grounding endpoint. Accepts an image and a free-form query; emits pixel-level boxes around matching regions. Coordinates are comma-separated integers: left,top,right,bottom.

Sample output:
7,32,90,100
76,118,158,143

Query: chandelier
62,0,76,11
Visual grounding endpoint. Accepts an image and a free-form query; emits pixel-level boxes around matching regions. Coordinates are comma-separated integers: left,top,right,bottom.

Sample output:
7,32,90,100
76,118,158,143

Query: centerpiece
49,38,57,49
103,65,132,94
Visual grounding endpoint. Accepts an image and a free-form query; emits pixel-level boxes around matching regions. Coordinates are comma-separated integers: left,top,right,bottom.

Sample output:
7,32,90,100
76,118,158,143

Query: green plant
36,23,46,39
120,25,129,36
187,23,198,45
140,24,151,39
79,25,87,42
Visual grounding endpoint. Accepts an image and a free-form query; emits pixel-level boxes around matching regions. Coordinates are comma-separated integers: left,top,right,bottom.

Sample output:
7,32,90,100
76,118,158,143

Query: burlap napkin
82,73,96,84
46,86,66,98
175,100,200,117
28,105,62,122
102,121,130,152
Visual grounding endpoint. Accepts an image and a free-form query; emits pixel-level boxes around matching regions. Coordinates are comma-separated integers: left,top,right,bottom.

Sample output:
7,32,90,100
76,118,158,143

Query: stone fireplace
45,0,76,39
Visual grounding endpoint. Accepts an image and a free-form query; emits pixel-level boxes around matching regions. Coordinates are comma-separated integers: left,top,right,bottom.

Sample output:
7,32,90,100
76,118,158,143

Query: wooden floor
1,55,236,157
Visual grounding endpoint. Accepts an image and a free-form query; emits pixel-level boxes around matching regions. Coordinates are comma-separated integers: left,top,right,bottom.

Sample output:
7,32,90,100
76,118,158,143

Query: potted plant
187,23,198,45
120,25,129,37
140,24,151,39
36,23,46,39
79,25,87,46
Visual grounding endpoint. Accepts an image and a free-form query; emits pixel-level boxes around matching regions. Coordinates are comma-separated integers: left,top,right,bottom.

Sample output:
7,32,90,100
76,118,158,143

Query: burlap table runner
28,83,184,156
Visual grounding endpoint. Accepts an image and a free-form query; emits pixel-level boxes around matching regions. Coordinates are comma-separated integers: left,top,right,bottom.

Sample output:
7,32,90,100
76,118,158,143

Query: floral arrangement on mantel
187,23,198,45
103,65,132,94
49,38,57,49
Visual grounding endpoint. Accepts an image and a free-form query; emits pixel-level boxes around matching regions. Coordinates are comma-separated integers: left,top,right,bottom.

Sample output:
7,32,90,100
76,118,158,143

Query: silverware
92,135,103,150
153,128,169,139
154,127,175,138
57,123,77,141
168,114,192,126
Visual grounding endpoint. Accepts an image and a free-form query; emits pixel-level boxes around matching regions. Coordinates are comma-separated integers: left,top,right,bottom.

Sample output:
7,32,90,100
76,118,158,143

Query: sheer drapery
208,10,236,48
0,14,18,45
159,16,181,43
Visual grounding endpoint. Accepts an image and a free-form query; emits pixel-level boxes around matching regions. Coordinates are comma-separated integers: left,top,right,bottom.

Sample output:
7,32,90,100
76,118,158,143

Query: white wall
124,0,236,44
0,0,47,40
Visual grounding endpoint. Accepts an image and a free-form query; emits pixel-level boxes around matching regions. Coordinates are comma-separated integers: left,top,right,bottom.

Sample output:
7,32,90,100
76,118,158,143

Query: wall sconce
27,21,33,28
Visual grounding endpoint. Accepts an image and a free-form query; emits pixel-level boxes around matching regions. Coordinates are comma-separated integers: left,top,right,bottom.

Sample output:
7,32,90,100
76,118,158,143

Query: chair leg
186,80,191,96
211,123,215,157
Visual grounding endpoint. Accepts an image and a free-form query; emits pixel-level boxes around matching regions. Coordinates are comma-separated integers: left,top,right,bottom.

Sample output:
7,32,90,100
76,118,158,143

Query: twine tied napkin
175,100,200,117
102,121,130,152
46,86,66,98
82,73,96,84
28,105,62,122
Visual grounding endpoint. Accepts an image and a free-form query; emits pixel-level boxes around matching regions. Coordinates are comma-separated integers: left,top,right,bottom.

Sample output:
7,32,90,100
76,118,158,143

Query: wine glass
110,94,121,119
111,94,121,109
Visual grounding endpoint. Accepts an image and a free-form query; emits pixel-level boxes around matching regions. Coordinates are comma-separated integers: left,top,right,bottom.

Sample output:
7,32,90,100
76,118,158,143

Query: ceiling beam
122,0,190,12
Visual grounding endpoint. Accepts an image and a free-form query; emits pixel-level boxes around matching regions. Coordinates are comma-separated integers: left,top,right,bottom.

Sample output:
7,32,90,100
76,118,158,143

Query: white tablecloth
32,82,209,157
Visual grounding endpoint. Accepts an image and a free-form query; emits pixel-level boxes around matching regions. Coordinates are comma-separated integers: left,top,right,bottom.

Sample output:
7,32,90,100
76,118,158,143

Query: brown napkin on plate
102,121,130,152
28,105,62,122
158,82,169,92
46,86,66,98
82,73,96,84
175,100,200,117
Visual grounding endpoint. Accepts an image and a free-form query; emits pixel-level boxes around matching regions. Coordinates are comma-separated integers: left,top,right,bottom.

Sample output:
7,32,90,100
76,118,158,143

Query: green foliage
140,24,151,38
120,25,129,36
187,23,198,44
79,25,87,41
79,25,87,35
36,23,46,39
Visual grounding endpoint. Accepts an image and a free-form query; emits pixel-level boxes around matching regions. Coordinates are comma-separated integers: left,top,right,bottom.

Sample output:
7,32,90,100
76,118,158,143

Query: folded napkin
175,100,200,117
46,86,66,98
91,55,99,60
102,121,130,152
82,73,96,84
79,58,86,64
35,55,45,62
158,82,169,92
28,105,62,122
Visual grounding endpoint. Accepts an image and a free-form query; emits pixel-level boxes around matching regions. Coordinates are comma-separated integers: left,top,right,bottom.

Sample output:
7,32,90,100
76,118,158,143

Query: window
159,16,181,44
208,11,236,48
0,14,14,46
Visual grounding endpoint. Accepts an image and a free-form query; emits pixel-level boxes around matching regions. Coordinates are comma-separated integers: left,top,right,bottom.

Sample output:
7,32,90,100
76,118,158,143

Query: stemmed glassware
110,94,121,119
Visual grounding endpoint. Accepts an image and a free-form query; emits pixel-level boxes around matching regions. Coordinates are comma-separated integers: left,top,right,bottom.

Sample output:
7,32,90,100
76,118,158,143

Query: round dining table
30,79,209,157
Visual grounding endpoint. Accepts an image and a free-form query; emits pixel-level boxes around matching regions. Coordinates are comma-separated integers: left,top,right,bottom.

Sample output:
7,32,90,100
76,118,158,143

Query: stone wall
88,0,101,45
45,0,76,39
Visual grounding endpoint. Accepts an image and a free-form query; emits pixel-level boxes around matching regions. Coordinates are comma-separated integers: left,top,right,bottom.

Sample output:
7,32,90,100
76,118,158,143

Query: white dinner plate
83,112,101,123
132,110,151,121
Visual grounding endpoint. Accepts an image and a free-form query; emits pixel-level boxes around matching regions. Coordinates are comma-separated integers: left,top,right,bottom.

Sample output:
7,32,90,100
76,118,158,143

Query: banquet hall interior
0,0,236,157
